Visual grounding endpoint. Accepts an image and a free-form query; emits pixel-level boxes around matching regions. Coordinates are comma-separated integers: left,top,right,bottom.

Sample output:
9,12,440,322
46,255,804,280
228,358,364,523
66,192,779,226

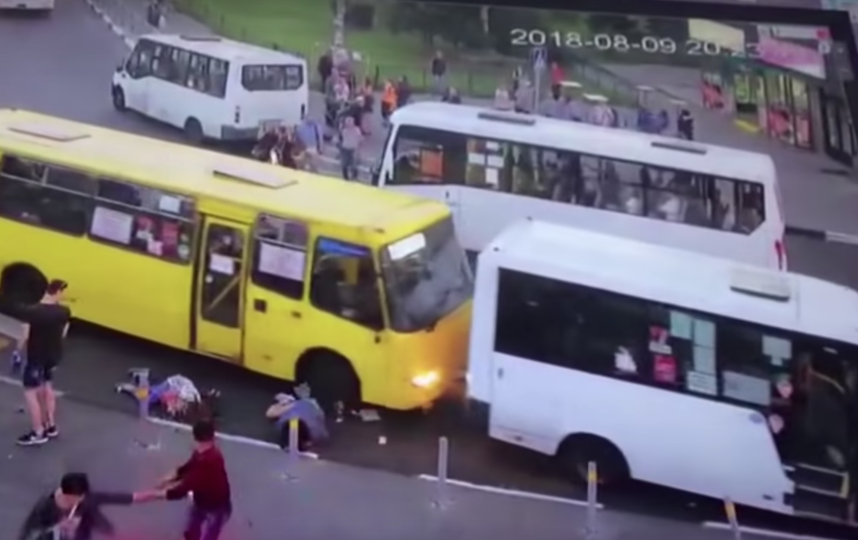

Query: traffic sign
531,46,547,69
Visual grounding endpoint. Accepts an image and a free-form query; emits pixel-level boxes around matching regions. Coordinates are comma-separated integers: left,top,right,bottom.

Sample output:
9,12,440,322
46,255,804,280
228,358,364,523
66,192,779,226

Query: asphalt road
0,3,857,539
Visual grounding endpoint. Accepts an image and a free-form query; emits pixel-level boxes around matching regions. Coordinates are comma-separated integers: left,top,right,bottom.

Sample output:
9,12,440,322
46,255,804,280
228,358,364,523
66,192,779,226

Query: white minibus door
489,355,559,450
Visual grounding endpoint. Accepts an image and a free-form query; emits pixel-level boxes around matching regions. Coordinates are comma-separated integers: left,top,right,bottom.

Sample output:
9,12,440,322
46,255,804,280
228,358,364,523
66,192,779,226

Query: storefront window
702,71,725,111
826,101,841,151
734,71,759,130
764,71,795,146
791,78,812,149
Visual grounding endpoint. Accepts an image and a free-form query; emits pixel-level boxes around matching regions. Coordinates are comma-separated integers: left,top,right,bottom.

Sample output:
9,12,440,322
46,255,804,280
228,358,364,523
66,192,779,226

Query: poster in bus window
692,345,715,374
669,311,692,340
648,326,671,355
692,319,715,348
91,206,133,245
259,242,305,281
763,335,792,364
653,355,677,384
685,371,717,396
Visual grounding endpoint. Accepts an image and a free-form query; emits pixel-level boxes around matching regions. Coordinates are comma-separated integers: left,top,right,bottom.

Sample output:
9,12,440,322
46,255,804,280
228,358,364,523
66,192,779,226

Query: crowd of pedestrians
252,48,696,182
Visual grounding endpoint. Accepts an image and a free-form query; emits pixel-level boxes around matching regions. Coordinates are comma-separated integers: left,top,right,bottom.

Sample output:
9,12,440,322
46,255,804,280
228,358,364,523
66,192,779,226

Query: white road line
417,474,601,508
702,521,843,540
146,416,319,458
0,375,67,397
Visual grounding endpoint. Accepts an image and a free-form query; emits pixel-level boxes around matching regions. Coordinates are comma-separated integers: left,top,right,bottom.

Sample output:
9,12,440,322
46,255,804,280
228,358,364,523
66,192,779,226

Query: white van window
241,65,303,91
186,53,228,98
391,125,766,234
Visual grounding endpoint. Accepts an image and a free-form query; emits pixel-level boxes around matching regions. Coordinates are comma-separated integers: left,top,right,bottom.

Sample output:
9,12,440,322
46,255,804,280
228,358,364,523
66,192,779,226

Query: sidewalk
85,0,858,234
0,386,738,540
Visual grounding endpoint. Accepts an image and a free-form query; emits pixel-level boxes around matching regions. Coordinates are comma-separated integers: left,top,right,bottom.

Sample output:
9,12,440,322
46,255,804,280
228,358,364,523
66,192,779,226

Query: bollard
433,436,450,510
132,368,151,420
281,418,300,482
724,498,742,540
585,461,598,536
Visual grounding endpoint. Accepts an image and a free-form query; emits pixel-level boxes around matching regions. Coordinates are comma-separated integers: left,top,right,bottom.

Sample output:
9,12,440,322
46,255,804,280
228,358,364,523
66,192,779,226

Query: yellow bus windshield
380,217,473,333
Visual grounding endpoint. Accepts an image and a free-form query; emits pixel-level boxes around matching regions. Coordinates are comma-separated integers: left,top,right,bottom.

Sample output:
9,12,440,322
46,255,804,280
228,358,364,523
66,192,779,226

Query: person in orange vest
381,79,397,125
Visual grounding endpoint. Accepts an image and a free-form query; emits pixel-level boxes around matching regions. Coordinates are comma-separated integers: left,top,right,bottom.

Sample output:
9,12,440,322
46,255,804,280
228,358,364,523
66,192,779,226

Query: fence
171,0,654,101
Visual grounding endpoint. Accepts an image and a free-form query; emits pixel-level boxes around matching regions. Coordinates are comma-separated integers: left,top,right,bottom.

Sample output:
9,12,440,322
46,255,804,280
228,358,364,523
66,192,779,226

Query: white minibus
374,102,787,270
112,34,309,143
468,219,858,524
0,0,53,11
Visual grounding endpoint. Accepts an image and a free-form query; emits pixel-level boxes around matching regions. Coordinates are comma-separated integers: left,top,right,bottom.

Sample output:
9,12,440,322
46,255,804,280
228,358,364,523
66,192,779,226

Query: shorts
22,362,55,389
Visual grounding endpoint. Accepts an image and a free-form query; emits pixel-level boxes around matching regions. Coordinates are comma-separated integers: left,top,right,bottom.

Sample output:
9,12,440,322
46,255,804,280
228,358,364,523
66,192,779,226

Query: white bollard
434,436,450,509
281,418,301,482
724,498,742,540
585,461,598,537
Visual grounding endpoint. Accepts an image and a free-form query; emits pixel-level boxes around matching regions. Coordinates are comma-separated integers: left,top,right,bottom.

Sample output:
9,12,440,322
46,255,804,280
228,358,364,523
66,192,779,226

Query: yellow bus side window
89,178,195,263
0,156,92,236
251,214,309,300
310,238,383,330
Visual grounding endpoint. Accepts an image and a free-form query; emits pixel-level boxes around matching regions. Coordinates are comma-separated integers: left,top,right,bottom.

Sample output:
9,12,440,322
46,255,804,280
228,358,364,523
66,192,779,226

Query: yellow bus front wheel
295,349,361,414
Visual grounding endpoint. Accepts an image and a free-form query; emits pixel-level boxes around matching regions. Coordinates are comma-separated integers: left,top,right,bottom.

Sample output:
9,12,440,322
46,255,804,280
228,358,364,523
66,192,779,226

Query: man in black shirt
17,279,71,446
19,472,139,540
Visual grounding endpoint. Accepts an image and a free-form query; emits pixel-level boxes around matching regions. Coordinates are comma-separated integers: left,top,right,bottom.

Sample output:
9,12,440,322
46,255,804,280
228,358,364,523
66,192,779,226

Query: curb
785,225,858,246
147,416,319,459
417,474,599,508
83,0,136,49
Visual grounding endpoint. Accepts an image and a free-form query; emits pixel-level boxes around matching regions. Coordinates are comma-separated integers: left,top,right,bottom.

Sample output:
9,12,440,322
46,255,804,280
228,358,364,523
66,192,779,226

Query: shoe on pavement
44,425,59,439
17,431,48,446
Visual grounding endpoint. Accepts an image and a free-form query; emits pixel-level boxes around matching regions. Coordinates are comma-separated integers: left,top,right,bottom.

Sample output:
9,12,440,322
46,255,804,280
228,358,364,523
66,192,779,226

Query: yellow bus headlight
411,371,440,388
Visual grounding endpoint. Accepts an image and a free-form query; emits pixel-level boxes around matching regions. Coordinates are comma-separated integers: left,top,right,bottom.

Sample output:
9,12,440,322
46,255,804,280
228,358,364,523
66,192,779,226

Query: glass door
194,217,249,362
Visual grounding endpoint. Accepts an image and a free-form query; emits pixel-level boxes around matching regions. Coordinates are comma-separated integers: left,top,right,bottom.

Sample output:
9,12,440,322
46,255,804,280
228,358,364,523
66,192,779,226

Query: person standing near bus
17,279,70,447
381,80,397,124
136,420,232,540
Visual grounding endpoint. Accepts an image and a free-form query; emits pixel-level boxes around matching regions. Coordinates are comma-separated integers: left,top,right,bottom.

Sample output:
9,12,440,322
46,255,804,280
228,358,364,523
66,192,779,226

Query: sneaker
44,425,59,439
16,431,48,446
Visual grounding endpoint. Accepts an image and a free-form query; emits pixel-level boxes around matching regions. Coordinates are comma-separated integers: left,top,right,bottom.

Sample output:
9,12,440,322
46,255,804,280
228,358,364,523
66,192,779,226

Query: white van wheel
184,118,204,145
111,86,127,112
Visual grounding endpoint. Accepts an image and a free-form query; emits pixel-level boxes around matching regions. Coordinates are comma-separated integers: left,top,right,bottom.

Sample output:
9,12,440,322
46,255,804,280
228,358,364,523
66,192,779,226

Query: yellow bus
0,109,474,411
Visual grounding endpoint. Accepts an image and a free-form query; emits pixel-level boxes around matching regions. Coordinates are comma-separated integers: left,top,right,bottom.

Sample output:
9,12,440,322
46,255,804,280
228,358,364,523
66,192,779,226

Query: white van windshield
241,65,304,91
381,217,473,333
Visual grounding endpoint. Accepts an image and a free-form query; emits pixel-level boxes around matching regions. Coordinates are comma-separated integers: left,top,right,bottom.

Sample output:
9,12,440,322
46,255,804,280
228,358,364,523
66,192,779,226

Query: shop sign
688,19,746,51
758,36,827,78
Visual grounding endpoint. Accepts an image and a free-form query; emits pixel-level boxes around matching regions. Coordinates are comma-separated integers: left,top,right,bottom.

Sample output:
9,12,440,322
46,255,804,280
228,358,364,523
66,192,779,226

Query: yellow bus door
194,217,249,363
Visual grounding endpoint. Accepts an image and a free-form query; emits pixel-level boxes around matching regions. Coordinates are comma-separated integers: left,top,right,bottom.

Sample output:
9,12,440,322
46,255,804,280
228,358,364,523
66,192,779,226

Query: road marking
702,521,842,540
417,474,601,508
0,375,67,396
146,416,319,459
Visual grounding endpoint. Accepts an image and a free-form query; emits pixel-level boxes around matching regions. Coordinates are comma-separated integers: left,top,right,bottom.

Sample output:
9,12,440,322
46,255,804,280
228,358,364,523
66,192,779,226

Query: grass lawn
175,0,637,104
176,0,506,96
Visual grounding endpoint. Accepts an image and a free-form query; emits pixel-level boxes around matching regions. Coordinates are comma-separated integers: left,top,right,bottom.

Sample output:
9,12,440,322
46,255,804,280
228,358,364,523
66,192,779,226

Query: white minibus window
241,65,304,92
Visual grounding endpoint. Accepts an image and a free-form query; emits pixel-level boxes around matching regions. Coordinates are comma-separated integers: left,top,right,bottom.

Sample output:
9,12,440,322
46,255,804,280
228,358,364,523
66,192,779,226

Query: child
136,420,231,540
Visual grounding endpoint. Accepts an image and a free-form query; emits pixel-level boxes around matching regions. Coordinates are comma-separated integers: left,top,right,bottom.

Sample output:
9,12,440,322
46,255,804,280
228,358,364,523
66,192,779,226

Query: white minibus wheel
111,86,127,112
558,434,629,486
184,117,204,145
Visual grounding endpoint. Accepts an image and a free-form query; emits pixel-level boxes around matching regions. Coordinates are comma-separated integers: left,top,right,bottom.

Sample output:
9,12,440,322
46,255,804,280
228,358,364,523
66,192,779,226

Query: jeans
184,505,230,540
340,148,357,180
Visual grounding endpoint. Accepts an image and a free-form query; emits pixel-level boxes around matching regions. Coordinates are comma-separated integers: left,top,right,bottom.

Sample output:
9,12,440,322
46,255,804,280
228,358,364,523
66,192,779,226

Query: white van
112,34,309,143
469,218,858,524
374,102,787,270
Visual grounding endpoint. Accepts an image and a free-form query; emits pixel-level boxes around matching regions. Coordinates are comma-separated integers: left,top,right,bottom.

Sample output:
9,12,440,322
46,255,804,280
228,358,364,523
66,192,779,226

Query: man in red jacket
138,420,231,540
